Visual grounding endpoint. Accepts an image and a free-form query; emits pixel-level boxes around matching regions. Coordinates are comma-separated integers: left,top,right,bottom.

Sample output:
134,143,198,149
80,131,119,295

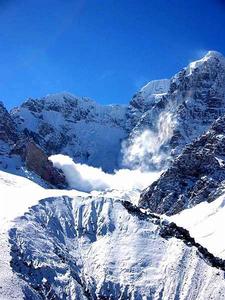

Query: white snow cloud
122,111,175,170
49,154,160,193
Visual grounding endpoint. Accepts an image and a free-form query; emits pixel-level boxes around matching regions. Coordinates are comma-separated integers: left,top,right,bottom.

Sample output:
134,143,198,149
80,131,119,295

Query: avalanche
49,154,161,193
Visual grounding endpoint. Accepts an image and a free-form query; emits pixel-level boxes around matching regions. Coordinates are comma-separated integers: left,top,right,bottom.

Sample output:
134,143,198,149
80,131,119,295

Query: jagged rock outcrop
11,140,66,188
0,102,18,154
0,102,66,187
139,115,225,215
126,79,170,129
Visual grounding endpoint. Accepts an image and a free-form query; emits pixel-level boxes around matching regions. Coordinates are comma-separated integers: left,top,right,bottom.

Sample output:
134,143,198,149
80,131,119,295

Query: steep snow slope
0,170,88,299
170,191,225,260
1,171,225,299
128,79,170,118
11,93,127,172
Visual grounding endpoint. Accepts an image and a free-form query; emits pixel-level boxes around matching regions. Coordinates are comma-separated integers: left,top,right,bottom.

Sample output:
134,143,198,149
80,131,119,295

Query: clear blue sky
1,0,225,109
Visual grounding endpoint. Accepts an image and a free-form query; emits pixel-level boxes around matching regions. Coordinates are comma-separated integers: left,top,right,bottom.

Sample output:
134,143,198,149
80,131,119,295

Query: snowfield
170,191,225,260
1,167,225,299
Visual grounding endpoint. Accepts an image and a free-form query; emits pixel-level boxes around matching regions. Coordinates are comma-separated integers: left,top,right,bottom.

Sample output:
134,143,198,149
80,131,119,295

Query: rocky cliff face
139,115,225,215
0,101,18,154
0,102,66,188
11,141,66,188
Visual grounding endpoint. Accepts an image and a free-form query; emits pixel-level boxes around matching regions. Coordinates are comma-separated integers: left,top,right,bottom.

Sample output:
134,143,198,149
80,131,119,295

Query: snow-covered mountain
140,115,225,215
11,93,127,172
2,51,225,299
124,51,225,170
8,51,225,174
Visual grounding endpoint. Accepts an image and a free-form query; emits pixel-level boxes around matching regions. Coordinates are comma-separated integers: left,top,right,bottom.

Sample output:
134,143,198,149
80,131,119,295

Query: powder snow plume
122,111,175,171
49,154,160,193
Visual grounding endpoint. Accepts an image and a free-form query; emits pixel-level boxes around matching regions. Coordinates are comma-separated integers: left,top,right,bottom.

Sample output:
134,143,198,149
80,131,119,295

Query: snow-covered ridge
139,115,225,215
126,50,225,170
186,50,225,75
0,170,88,299
1,168,225,299
5,50,225,174
11,93,128,172
170,191,225,260
7,185,225,299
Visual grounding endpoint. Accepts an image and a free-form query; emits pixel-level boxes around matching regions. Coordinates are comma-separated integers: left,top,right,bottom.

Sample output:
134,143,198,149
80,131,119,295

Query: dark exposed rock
11,140,67,188
0,101,18,145
25,142,66,187
139,115,225,215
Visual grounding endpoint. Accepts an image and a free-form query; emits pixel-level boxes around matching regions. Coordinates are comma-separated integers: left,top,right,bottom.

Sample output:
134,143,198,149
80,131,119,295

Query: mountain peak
204,50,225,60
185,50,225,75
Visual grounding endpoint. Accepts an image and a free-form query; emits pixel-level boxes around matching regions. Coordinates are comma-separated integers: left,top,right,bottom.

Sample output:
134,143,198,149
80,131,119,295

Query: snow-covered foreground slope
8,193,225,299
170,191,225,260
1,170,225,299
0,170,87,299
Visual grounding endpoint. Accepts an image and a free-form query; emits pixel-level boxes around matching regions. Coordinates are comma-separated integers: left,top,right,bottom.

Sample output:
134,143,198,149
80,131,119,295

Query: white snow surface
186,50,225,75
11,93,127,172
0,170,87,299
140,79,170,97
1,169,225,299
170,191,225,260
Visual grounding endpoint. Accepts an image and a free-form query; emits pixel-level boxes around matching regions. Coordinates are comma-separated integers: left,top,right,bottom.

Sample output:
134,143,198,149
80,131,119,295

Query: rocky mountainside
124,51,225,170
7,51,225,174
0,101,66,188
139,115,225,215
0,101,18,154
